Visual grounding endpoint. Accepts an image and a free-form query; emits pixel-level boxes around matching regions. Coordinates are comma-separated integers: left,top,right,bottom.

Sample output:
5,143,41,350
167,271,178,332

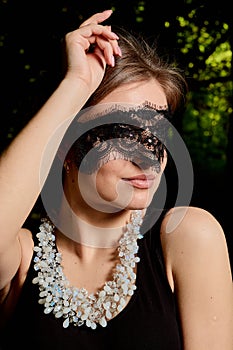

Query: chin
91,188,156,212
125,196,154,210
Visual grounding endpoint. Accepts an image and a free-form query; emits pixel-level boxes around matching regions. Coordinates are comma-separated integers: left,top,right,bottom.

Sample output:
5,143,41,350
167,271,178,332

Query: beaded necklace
32,210,143,329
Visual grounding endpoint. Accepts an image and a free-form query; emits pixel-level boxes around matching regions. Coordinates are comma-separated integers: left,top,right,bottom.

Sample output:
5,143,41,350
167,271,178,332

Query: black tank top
0,216,183,349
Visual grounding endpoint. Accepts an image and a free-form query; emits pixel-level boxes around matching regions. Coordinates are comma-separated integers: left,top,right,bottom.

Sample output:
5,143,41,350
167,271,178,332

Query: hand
64,10,121,94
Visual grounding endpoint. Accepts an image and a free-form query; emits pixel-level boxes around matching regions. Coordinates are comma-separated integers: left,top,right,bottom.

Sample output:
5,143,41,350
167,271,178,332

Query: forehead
99,80,167,108
78,101,168,125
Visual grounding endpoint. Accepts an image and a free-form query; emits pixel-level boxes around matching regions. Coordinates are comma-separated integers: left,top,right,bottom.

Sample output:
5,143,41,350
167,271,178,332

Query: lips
122,174,156,189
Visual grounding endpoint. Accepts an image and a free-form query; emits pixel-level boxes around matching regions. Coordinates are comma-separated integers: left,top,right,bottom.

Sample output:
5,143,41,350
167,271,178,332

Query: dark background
0,0,232,267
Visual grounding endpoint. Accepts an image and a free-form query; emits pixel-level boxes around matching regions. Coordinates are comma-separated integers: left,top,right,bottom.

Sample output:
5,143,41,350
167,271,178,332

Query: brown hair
85,26,188,114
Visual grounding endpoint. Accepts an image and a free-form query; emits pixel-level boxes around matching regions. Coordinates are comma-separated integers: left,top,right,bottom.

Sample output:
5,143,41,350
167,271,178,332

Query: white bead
84,307,91,315
104,285,112,293
117,304,123,312
33,210,143,330
32,277,39,284
114,294,120,302
99,317,107,327
33,246,41,252
105,310,112,319
86,319,91,327
120,298,126,306
98,290,106,298
38,298,46,304
46,295,52,302
81,314,88,321
63,318,70,328
103,302,111,310
44,307,53,314
91,322,97,330
63,307,71,314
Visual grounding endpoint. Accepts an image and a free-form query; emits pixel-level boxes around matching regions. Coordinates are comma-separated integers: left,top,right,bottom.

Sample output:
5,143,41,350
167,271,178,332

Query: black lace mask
65,103,171,174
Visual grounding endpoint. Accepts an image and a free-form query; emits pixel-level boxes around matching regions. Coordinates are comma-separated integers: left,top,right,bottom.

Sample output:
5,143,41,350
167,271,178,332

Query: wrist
57,75,92,114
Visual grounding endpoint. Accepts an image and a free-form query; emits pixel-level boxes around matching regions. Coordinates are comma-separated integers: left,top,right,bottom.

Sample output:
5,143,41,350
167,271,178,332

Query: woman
0,9,232,349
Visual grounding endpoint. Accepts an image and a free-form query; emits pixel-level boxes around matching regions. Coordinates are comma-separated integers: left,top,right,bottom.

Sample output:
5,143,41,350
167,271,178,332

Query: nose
132,156,162,174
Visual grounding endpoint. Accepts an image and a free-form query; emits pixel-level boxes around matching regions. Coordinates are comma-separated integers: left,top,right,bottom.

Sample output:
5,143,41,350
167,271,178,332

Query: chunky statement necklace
32,210,143,329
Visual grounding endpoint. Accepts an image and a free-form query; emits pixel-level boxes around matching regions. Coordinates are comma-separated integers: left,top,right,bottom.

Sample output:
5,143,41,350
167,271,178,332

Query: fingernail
111,33,119,39
117,46,122,57
111,55,115,67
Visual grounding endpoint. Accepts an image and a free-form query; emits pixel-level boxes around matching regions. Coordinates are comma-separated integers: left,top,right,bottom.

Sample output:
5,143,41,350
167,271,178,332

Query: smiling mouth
122,174,156,189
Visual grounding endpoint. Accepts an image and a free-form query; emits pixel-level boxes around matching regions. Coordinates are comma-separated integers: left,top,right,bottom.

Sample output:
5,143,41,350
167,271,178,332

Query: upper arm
160,206,233,350
0,228,33,294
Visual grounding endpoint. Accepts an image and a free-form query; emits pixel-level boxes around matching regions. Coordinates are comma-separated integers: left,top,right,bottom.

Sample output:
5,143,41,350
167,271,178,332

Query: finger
105,26,122,57
95,37,115,66
95,36,121,66
110,39,122,57
65,24,119,54
93,45,107,69
80,9,113,28
74,23,119,41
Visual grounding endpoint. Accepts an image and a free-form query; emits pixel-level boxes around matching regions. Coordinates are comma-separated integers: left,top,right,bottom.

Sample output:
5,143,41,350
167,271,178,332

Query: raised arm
0,10,121,289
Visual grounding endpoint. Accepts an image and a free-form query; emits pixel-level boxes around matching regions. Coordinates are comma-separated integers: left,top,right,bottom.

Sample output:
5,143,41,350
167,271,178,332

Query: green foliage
183,84,231,169
135,0,145,22
0,0,232,173
175,8,232,170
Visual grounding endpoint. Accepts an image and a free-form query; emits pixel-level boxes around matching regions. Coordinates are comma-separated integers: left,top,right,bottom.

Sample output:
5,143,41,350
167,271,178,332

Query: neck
56,195,133,248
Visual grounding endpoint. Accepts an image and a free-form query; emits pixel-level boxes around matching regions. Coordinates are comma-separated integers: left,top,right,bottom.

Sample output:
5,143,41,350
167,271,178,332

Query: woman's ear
63,160,71,174
160,150,168,172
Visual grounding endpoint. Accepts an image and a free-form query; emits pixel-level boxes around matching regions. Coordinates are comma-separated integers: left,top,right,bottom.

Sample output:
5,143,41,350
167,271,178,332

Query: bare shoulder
159,206,232,291
161,205,226,243
0,227,34,303
18,227,34,276
160,205,230,268
160,207,233,349
18,227,34,247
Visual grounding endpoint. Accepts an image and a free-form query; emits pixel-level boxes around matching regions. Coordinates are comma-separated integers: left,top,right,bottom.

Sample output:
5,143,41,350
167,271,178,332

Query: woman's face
65,79,168,214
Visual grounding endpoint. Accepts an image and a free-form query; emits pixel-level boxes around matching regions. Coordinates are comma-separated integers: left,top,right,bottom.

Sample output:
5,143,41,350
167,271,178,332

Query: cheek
76,171,120,209
153,173,162,190
95,170,119,200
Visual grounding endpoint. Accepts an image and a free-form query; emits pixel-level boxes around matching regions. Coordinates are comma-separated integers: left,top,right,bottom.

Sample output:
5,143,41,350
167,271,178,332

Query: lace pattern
65,103,171,174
